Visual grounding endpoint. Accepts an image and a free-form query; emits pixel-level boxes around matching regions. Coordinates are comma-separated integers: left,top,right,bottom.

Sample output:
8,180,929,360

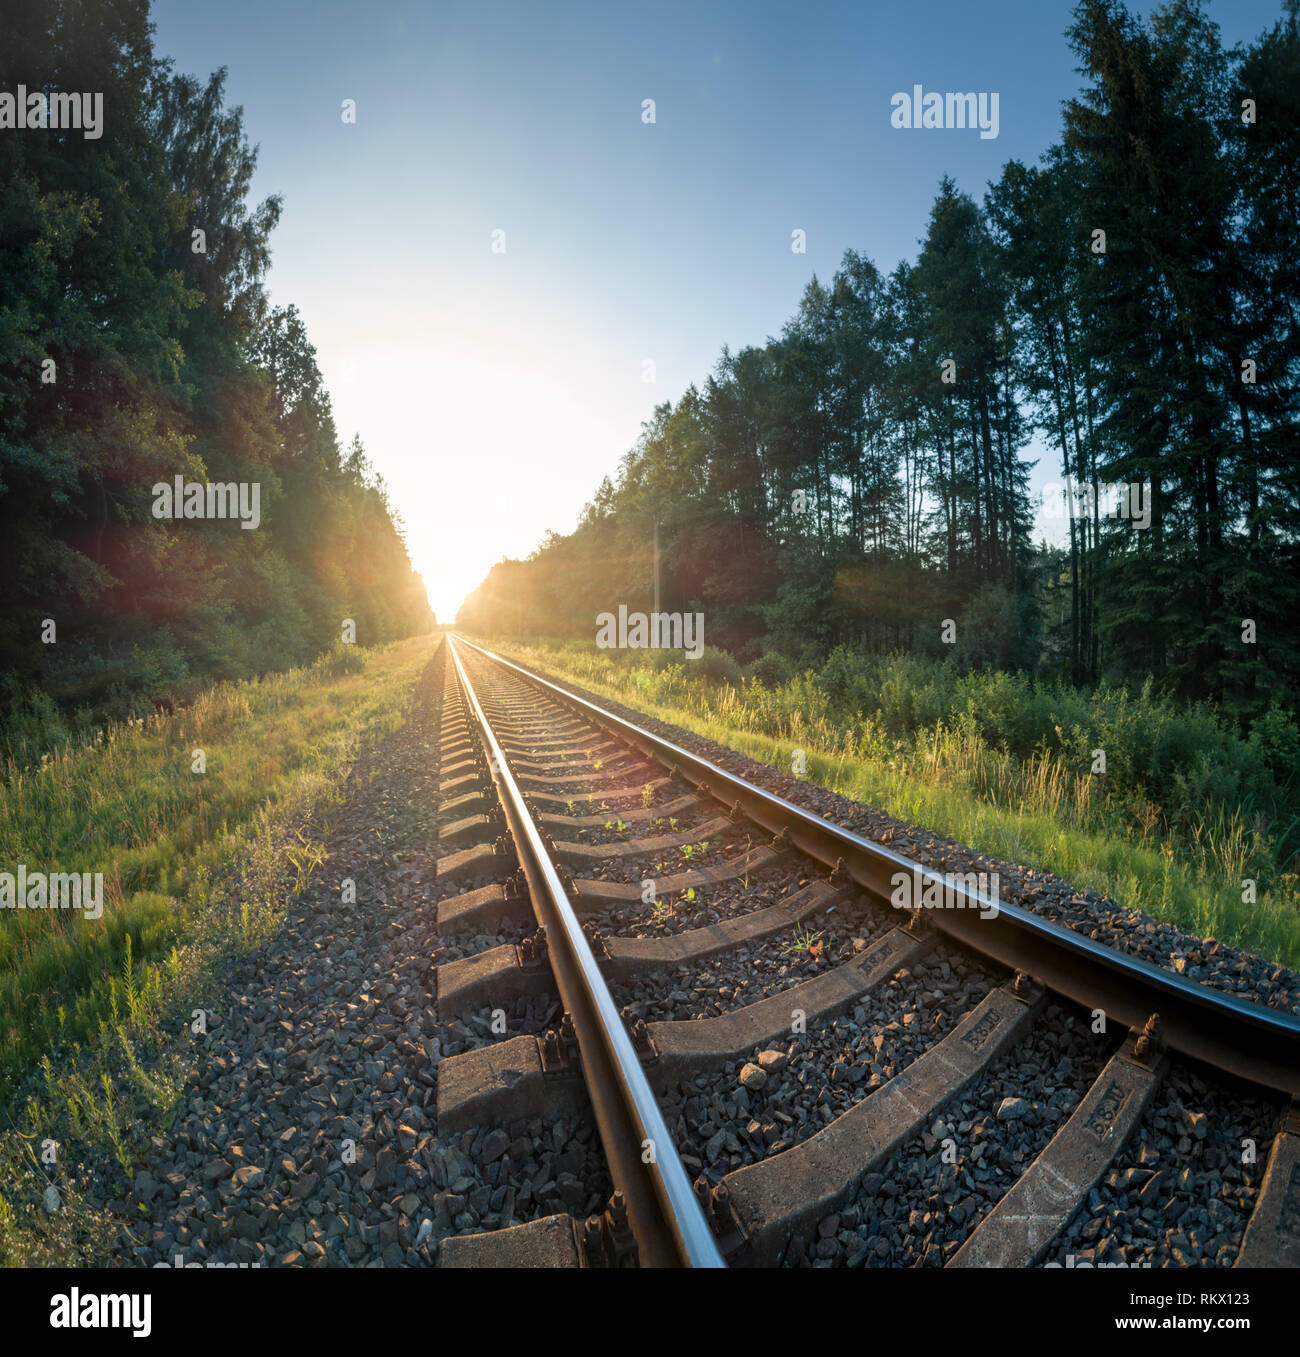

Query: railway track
430,633,1300,1270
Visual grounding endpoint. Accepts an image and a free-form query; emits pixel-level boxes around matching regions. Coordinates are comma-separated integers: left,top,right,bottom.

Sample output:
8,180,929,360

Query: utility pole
653,516,660,616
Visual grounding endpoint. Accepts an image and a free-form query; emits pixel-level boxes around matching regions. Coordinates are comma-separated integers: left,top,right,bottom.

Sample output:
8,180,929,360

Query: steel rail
445,635,726,1269
454,635,1300,1100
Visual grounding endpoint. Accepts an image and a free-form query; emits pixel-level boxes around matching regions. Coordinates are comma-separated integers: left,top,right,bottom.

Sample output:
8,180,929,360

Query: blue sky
151,0,1285,619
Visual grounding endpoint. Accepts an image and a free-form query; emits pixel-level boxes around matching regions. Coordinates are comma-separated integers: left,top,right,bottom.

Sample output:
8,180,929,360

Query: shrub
746,652,795,688
317,643,367,677
647,647,680,673
690,646,742,686
1249,704,1300,791
952,583,1019,672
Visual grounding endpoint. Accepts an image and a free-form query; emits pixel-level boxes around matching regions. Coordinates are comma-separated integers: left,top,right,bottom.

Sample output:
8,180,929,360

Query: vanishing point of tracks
431,634,1300,1270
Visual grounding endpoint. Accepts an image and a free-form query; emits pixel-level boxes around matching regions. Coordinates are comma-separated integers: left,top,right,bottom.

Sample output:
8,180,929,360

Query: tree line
459,0,1299,723
0,0,432,724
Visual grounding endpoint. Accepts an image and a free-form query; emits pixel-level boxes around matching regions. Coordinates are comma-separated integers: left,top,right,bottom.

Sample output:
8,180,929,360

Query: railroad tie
948,1024,1169,1268
721,981,1044,1267
1235,1099,1300,1268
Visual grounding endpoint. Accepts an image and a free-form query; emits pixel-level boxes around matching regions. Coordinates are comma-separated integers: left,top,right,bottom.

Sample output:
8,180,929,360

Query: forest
0,0,433,735
459,0,1299,728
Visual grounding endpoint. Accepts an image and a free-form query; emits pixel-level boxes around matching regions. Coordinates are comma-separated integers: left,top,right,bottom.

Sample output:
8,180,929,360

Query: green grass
480,636,1300,971
0,635,435,1080
0,634,436,1264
